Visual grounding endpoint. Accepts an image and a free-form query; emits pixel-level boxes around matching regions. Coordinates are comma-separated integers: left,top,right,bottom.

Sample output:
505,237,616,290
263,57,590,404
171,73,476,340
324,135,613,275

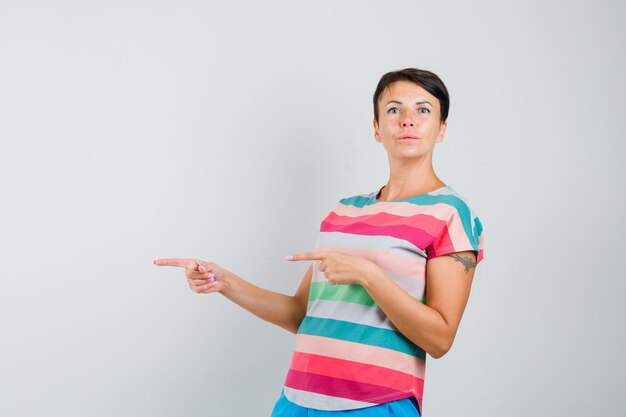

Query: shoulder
427,186,484,262
426,186,480,218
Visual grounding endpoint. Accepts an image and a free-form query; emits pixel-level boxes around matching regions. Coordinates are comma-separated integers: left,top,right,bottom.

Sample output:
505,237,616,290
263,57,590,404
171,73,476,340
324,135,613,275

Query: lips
398,134,419,140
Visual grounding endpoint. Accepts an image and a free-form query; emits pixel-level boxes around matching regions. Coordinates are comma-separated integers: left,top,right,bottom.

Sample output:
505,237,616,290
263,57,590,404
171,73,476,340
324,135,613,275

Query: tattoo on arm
445,254,477,273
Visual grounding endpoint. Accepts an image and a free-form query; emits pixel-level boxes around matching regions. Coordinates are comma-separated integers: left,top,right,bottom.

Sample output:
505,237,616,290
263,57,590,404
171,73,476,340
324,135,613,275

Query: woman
155,68,483,417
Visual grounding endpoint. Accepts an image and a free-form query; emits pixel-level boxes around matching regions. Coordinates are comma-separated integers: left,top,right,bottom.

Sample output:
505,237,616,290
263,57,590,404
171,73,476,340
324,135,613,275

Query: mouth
398,134,419,140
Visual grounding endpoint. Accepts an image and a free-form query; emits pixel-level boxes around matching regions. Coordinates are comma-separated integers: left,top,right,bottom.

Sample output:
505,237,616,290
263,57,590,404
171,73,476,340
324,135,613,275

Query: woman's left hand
286,251,383,286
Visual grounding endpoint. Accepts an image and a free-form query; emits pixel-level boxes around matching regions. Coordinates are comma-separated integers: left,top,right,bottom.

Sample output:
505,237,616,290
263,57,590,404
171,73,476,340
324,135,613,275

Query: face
373,80,447,162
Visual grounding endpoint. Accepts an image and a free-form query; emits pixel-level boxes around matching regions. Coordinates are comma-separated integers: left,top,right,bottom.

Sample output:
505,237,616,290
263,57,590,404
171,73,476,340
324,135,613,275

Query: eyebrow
386,100,433,107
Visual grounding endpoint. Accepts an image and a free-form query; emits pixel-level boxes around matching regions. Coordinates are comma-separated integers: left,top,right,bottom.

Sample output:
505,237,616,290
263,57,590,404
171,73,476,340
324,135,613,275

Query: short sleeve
426,201,484,263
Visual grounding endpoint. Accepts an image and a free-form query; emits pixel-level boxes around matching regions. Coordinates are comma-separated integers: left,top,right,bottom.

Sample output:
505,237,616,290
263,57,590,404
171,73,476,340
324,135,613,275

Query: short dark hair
373,68,450,122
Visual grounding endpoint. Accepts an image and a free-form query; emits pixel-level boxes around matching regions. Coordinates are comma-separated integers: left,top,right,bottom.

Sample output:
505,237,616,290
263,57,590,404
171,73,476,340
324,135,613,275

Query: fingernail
285,255,293,261
207,273,215,279
210,281,218,287
199,265,206,272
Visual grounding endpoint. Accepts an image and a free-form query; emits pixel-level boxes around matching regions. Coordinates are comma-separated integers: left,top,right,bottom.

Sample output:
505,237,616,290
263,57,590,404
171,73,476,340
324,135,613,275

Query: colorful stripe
324,211,445,237
282,387,376,411
309,280,425,306
321,220,438,253
289,352,420,396
295,334,425,379
306,299,394,330
318,231,426,258
285,369,411,404
308,281,377,306
298,316,426,359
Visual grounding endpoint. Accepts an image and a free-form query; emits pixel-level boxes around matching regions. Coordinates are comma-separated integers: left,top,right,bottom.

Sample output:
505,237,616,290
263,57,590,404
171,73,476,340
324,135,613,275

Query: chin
394,150,424,159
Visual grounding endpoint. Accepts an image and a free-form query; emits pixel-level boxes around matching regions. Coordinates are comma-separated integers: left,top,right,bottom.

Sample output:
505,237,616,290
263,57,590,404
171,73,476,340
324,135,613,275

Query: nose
401,118,414,128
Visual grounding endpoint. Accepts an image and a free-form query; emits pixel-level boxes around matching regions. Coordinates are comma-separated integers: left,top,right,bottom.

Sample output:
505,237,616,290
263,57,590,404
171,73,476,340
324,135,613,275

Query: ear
373,118,381,143
436,120,447,143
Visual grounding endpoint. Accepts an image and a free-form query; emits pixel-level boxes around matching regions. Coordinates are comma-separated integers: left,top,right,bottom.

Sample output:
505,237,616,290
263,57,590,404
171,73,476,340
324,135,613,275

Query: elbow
428,347,449,359
285,324,299,334
427,337,454,359
285,304,307,334
280,316,303,334
276,296,307,334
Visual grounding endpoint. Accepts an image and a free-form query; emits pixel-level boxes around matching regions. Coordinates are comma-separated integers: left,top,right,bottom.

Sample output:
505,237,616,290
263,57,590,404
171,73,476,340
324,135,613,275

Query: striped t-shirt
283,185,484,412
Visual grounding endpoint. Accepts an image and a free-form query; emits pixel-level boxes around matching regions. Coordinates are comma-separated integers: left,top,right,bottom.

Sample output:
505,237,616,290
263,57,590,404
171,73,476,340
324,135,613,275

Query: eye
387,107,400,115
418,107,430,114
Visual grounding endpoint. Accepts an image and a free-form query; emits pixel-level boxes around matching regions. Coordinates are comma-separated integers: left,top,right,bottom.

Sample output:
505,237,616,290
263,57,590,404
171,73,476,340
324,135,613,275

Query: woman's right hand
154,258,226,294
155,257,312,333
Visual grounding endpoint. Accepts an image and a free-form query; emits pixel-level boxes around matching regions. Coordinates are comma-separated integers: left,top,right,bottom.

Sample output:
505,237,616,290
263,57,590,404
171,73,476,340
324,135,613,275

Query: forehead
380,80,440,109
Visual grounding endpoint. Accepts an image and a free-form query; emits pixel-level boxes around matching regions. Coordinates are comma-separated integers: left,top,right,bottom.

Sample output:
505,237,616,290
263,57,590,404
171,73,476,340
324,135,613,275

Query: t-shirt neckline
373,185,449,203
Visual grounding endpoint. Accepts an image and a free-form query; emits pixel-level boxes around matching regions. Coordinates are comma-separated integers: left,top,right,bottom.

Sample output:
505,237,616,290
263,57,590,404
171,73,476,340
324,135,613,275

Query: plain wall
1,0,625,415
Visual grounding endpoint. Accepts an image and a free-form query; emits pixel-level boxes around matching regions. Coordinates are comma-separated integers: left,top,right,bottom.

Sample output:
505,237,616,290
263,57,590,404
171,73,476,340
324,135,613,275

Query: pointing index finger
285,251,328,262
154,258,196,269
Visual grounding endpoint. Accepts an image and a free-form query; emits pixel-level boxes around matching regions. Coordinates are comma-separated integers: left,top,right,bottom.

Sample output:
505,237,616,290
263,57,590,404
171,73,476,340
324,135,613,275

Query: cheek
379,123,395,137
423,121,441,137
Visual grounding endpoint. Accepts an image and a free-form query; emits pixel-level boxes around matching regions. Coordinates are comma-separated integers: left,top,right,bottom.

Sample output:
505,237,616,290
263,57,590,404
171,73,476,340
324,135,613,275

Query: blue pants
270,390,421,417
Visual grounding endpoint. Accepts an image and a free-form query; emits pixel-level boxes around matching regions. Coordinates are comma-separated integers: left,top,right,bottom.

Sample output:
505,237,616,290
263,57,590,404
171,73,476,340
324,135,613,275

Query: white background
1,1,624,416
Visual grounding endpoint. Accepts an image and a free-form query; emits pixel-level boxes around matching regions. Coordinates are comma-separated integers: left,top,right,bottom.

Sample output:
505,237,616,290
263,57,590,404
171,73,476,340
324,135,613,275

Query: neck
378,155,444,201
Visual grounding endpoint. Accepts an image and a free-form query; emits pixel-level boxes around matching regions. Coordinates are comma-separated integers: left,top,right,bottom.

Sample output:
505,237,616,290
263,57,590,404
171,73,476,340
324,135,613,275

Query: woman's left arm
364,251,476,358
287,250,477,359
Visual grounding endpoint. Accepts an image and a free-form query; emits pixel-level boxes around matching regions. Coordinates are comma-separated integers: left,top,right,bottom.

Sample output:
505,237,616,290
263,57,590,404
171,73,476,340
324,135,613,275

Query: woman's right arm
154,258,311,333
